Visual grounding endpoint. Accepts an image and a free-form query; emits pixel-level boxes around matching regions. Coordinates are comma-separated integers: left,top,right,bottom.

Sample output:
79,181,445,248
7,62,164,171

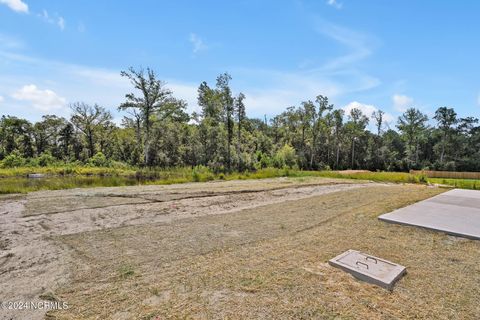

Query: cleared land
0,177,479,319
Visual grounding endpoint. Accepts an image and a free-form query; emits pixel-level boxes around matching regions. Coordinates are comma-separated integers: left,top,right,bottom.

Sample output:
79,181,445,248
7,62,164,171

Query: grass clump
118,264,135,279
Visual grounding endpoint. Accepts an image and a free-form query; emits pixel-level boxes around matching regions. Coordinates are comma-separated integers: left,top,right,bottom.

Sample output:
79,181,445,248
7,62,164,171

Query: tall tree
58,122,75,160
33,115,67,157
70,102,112,158
372,110,385,136
332,109,344,169
372,110,386,169
397,108,428,168
312,95,333,168
433,107,457,164
0,116,34,158
120,67,174,166
298,101,314,168
346,108,369,169
216,73,234,171
235,92,246,171
197,81,223,167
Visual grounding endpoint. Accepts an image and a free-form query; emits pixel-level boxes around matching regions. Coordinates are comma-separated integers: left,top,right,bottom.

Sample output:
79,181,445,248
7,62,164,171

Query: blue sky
1,0,480,128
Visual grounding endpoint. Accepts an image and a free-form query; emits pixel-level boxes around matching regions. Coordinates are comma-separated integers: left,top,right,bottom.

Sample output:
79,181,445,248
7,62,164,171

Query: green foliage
428,178,480,190
273,144,297,169
254,151,272,170
192,169,201,182
36,152,56,167
418,174,428,183
1,152,26,168
190,166,214,182
87,152,110,167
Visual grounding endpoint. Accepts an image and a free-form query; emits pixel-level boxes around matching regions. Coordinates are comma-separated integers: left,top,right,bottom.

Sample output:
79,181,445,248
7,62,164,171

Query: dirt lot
1,177,479,319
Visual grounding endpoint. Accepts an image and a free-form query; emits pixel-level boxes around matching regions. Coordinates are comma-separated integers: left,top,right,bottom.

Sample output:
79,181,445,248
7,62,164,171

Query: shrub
110,161,130,169
37,152,56,167
192,169,201,182
191,165,215,182
1,152,26,168
254,151,272,170
87,152,110,167
273,144,297,169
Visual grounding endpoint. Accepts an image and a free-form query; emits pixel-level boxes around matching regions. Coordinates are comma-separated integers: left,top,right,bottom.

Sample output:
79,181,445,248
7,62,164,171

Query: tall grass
428,178,480,190
0,176,143,194
311,171,425,183
0,166,137,178
0,166,431,194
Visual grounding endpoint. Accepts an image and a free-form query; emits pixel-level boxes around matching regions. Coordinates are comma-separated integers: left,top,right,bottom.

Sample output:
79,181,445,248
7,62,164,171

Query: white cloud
0,95,4,104
299,20,381,107
0,33,24,49
313,20,376,71
343,101,394,123
71,67,129,87
40,9,48,20
12,84,66,111
231,67,343,117
0,0,28,13
168,82,199,114
50,63,200,115
231,65,382,119
38,9,65,30
326,0,342,9
246,89,301,116
392,94,413,112
189,33,207,54
57,16,65,30
343,101,376,117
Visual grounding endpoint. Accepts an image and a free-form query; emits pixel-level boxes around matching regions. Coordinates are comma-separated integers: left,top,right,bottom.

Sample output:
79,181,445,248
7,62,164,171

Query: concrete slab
329,250,406,290
379,189,480,240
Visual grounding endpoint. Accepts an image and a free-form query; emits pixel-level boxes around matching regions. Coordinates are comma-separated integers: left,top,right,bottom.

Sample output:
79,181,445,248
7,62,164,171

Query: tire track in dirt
22,181,360,216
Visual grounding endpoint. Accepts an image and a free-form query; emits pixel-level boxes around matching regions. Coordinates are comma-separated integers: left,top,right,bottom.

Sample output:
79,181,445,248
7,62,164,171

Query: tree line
1,67,479,172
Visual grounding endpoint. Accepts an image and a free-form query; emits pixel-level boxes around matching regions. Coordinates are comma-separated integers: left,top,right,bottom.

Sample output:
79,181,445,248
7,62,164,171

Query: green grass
223,168,424,184
310,171,426,183
428,177,480,190
0,175,144,194
0,166,137,178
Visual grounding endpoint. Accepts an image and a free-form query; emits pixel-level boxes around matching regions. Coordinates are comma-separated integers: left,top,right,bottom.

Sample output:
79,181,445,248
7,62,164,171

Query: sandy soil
0,177,368,320
2,177,479,319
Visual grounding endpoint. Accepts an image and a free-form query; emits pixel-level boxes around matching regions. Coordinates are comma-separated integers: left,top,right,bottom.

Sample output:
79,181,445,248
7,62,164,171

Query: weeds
2,165,475,194
429,177,480,190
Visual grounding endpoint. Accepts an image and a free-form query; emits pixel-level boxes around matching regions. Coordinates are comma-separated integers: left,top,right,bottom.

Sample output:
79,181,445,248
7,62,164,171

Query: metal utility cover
328,250,406,290
379,189,480,240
